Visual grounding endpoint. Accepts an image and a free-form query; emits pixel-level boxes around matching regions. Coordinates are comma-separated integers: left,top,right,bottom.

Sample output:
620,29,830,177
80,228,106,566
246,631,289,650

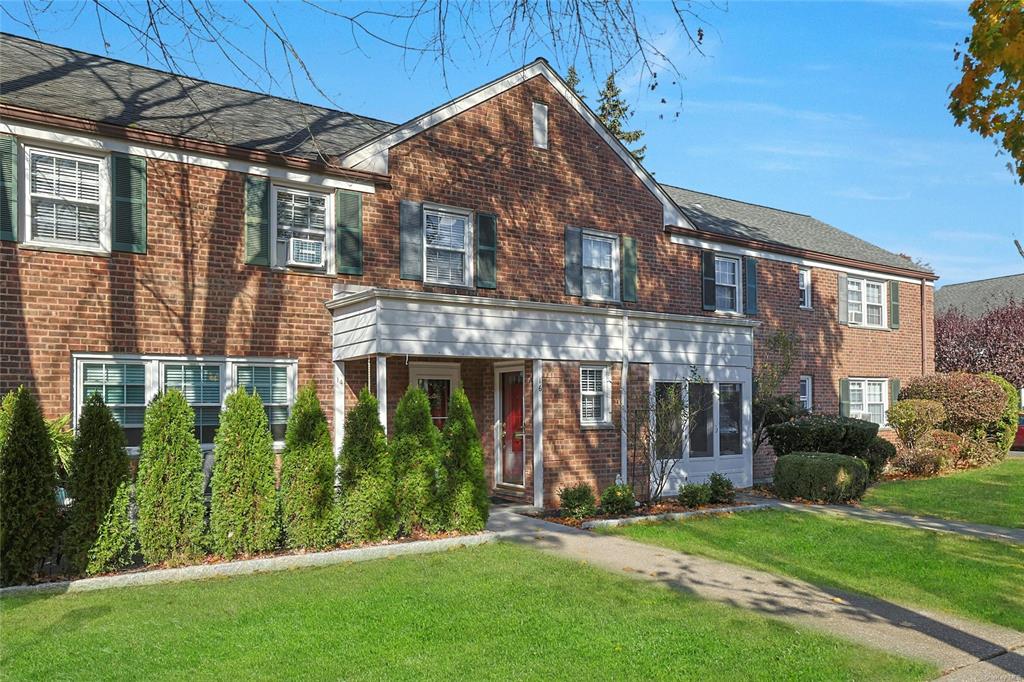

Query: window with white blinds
580,365,611,425
236,365,290,441
83,362,146,447
28,147,103,247
424,208,469,286
164,364,222,444
274,186,328,271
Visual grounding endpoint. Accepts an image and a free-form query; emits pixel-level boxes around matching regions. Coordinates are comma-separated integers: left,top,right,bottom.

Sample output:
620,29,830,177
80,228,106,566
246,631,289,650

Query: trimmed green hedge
768,415,879,457
774,452,870,503
392,388,447,535
339,388,397,544
280,384,338,550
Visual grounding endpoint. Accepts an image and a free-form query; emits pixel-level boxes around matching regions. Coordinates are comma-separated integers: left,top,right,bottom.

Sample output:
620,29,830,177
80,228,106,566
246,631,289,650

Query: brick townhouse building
0,34,936,506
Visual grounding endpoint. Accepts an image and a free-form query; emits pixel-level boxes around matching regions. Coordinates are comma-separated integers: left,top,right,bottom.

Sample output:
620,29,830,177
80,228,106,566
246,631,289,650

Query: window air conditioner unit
287,237,324,268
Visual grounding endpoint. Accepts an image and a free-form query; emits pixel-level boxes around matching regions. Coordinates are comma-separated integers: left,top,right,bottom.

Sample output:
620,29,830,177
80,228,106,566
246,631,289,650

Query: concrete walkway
736,495,1024,545
487,508,1024,680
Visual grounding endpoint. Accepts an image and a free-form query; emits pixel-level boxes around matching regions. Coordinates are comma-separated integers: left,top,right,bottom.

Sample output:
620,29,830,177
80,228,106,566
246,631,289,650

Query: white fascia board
339,60,692,229
669,233,934,285
2,120,376,194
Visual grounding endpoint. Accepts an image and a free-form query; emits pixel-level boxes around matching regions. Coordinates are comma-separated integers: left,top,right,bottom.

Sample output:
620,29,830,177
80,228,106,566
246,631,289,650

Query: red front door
500,371,525,486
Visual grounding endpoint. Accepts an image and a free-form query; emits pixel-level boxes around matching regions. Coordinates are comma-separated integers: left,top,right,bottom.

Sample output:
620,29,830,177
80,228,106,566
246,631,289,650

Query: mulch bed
532,500,753,528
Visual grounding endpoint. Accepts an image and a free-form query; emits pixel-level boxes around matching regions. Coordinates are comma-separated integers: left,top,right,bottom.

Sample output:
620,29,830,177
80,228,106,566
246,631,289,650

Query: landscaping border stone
580,502,774,529
0,532,497,597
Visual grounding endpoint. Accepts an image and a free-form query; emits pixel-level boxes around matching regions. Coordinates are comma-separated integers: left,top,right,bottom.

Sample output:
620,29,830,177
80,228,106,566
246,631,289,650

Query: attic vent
532,102,549,149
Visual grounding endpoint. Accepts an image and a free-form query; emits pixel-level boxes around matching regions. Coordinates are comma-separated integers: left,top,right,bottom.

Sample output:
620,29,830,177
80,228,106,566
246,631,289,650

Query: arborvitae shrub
441,389,489,533
339,389,397,543
391,387,446,534
136,390,207,565
0,388,59,586
64,393,130,575
210,389,280,557
86,481,137,575
280,383,337,549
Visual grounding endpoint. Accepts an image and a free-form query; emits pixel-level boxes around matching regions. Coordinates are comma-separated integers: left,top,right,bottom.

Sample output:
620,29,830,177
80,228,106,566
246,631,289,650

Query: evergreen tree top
596,71,646,163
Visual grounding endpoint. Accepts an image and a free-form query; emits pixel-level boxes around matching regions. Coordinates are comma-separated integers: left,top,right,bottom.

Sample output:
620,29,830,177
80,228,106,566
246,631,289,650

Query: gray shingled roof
935,273,1024,318
0,33,396,161
661,185,934,276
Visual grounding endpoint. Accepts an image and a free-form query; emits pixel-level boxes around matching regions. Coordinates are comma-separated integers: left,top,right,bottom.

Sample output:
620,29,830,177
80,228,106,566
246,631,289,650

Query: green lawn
863,458,1024,528
0,543,932,681
602,510,1024,631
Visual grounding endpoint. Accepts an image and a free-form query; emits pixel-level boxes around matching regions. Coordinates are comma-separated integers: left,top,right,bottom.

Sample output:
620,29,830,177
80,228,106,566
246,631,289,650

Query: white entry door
651,364,752,498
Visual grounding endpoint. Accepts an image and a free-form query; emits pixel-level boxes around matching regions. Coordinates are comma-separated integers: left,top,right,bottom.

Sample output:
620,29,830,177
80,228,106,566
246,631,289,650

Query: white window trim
847,276,887,329
799,375,813,412
72,354,298,453
714,254,742,314
581,228,621,303
532,101,549,149
409,362,462,427
21,144,111,255
422,203,474,288
579,364,613,427
270,183,335,275
798,268,812,309
848,377,889,428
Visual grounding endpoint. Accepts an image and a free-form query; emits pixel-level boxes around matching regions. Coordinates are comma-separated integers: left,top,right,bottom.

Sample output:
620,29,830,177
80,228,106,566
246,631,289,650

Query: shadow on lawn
489,509,1024,678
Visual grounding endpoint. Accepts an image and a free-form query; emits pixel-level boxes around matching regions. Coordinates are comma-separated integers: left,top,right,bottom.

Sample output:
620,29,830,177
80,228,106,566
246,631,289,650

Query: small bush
0,388,59,586
774,452,870,503
441,389,489,533
558,483,596,519
768,415,879,457
392,388,447,534
280,383,338,550
983,373,1019,456
85,481,138,576
958,433,1002,469
600,483,635,516
64,393,130,575
862,436,897,480
707,472,736,504
677,483,711,508
338,388,396,544
210,389,280,557
136,390,207,566
900,372,1006,436
888,399,946,452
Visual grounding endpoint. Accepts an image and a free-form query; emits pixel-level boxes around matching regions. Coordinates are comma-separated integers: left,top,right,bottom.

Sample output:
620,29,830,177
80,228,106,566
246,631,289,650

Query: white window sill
582,296,621,305
848,323,888,331
268,265,334,279
799,305,813,310
581,421,615,431
19,242,111,258
423,280,475,290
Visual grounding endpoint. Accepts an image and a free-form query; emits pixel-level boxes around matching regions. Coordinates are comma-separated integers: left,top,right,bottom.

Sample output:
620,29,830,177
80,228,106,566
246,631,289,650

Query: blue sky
6,1,1021,284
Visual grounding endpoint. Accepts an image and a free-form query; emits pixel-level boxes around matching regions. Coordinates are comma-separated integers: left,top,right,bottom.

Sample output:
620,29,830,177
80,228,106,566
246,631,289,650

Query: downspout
920,279,927,375
620,311,629,485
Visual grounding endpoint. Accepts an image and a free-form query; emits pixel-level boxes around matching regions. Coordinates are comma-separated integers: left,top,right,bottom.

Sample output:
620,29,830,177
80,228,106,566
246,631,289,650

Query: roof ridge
0,31,398,128
660,182,813,218
939,272,1024,288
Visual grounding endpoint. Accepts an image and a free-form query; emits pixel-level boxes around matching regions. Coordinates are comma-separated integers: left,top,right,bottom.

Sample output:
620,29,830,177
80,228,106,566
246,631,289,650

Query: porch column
532,359,544,508
333,361,345,456
376,354,388,434
620,312,630,485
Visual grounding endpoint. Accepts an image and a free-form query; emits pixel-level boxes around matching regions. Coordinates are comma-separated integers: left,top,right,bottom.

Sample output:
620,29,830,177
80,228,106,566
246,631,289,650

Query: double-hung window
164,364,222,445
273,186,330,273
26,146,106,251
846,277,885,328
848,378,888,426
799,375,813,412
715,255,741,312
580,365,611,426
236,365,290,441
82,362,147,447
424,207,471,286
798,268,811,308
581,231,619,301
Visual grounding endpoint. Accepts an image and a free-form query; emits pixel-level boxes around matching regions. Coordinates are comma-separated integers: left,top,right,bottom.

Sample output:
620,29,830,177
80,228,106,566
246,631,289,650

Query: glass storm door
499,370,525,486
418,378,451,429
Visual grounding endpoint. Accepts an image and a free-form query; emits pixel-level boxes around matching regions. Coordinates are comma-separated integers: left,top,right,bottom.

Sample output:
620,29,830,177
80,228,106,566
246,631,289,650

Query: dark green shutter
399,200,423,280
889,281,900,329
837,273,849,324
335,190,362,275
743,256,758,315
244,176,270,265
475,212,497,289
621,235,637,303
889,378,901,406
111,153,147,253
839,379,851,417
701,251,716,311
564,226,582,296
0,135,16,242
